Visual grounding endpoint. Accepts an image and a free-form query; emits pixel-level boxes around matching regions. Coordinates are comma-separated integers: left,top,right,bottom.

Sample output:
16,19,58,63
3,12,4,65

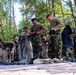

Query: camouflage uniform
0,43,3,61
0,42,8,62
62,25,72,58
49,18,62,58
18,35,25,60
19,31,33,62
0,49,2,62
31,23,45,57
41,36,48,58
1,49,8,63
1,41,15,63
13,40,19,61
72,28,76,58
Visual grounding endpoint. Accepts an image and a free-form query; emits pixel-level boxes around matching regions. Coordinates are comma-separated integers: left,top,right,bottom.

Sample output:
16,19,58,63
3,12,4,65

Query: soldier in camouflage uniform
46,14,62,58
20,26,33,62
0,39,4,62
72,28,76,58
62,24,72,58
23,26,33,62
13,36,19,61
31,18,46,58
19,33,25,60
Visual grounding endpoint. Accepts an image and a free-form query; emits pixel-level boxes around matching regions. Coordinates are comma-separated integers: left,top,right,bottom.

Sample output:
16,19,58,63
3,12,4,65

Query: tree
0,18,4,39
62,0,76,25
0,0,76,41
74,0,76,4
0,0,18,40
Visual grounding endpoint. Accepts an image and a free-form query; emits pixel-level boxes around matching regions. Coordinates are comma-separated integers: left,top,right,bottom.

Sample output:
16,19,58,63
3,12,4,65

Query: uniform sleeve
30,26,33,32
54,19,63,31
39,24,47,33
56,19,61,24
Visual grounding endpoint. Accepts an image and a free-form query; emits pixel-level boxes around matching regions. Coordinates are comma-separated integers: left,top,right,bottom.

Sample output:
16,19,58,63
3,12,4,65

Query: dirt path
0,63,76,75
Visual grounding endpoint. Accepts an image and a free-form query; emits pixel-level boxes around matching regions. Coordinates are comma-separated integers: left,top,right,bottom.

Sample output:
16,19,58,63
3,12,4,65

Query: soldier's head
23,26,28,32
13,36,19,41
46,14,53,22
31,18,37,25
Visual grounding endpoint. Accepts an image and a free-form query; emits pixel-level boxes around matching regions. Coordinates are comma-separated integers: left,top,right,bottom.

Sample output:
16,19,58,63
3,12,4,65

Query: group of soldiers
0,14,76,64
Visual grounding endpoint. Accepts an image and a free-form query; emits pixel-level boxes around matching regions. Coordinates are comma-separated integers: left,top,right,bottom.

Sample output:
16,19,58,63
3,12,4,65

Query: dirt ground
0,63,76,75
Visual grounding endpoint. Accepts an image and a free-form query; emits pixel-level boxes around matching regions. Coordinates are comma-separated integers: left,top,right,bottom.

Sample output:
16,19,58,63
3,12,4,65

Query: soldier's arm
30,26,35,34
39,24,47,33
36,25,47,34
53,19,63,31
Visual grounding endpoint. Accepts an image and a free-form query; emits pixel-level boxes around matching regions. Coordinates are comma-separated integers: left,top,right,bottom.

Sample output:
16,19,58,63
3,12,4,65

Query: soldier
46,14,62,59
19,32,26,60
0,39,9,63
0,39,4,62
31,18,46,58
20,26,33,62
1,41,15,63
41,34,48,58
13,36,19,61
72,28,76,58
62,24,72,58
46,34,51,58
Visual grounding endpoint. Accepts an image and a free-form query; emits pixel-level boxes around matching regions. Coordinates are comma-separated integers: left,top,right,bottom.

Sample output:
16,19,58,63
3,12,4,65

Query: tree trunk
22,2,25,21
69,0,76,26
46,0,48,6
12,0,17,32
48,0,51,10
5,2,9,40
52,0,55,17
9,0,12,27
74,0,76,4
34,0,37,17
25,4,28,21
0,18,4,39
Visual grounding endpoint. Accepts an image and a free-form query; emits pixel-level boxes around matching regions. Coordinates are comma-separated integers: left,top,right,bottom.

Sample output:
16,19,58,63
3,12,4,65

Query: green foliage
0,0,76,41
18,19,30,34
35,2,49,23
0,0,18,41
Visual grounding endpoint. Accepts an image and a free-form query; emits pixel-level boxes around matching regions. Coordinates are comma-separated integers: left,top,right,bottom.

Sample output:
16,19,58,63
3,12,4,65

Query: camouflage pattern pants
32,43,42,58
25,41,33,61
62,45,72,57
18,41,33,61
0,48,2,61
74,37,76,58
41,45,48,58
31,35,42,58
48,33,62,58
